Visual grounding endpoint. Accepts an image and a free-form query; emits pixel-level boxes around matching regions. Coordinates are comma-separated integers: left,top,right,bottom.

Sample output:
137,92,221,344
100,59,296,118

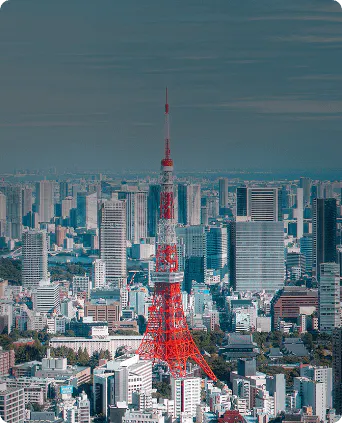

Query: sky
0,0,342,173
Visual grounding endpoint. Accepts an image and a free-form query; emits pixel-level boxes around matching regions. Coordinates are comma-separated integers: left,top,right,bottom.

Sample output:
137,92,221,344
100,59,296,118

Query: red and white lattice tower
137,89,216,381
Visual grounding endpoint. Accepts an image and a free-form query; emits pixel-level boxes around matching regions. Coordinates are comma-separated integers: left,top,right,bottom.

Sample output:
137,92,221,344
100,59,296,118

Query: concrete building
72,275,91,298
92,259,106,289
84,302,121,330
33,280,60,314
206,225,227,273
293,377,326,422
300,365,333,408
236,187,281,222
22,230,48,290
100,197,127,285
93,355,152,418
0,385,25,423
122,410,165,423
36,181,54,223
171,377,201,418
0,349,14,377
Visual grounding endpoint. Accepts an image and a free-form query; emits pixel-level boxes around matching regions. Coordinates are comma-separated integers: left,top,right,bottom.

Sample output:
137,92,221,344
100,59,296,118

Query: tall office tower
22,187,32,219
296,187,304,239
5,186,22,240
137,90,216,380
61,196,74,219
312,198,337,279
201,203,209,226
176,225,207,293
59,181,69,201
100,197,127,285
319,262,340,333
219,178,229,211
0,192,6,237
0,386,25,423
92,259,106,289
118,190,147,243
300,177,312,205
236,185,247,219
171,376,201,418
147,184,160,237
36,180,54,223
206,225,228,273
178,183,201,226
33,280,60,314
77,192,98,229
248,187,281,222
207,195,219,218
300,234,313,275
333,328,342,414
55,225,67,247
22,230,48,290
234,221,285,292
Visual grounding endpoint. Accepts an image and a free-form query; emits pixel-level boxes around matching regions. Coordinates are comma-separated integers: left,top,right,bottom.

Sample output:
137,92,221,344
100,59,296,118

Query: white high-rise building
22,230,48,290
178,184,201,226
100,197,127,285
319,262,340,334
33,280,60,314
77,192,98,230
61,391,90,423
234,221,285,293
92,259,106,289
36,180,54,223
296,187,304,239
171,377,201,418
118,191,147,243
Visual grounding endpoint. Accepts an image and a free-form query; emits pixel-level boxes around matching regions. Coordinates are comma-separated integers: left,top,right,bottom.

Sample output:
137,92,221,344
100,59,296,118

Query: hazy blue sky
0,0,342,173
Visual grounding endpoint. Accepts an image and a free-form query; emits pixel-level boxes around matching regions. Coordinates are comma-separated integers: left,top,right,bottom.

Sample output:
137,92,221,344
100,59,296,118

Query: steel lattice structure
137,89,217,381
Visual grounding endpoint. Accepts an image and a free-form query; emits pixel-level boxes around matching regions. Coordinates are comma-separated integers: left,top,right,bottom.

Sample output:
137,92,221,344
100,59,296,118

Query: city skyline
0,0,342,173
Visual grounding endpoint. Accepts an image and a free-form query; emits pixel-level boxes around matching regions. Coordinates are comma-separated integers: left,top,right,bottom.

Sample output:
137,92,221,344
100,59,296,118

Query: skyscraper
178,183,201,226
319,262,340,334
296,187,304,239
118,190,147,243
22,187,33,219
234,221,285,293
0,192,6,237
59,181,69,201
176,225,207,293
236,186,281,222
92,259,106,289
206,225,228,273
219,177,229,211
77,191,98,229
22,230,48,290
236,185,247,220
147,184,160,238
36,180,54,223
5,186,22,240
333,328,342,414
100,197,127,285
300,177,311,205
312,198,337,279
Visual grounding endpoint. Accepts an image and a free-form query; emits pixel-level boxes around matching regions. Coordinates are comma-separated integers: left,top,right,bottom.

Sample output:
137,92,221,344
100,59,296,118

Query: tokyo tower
137,89,217,381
